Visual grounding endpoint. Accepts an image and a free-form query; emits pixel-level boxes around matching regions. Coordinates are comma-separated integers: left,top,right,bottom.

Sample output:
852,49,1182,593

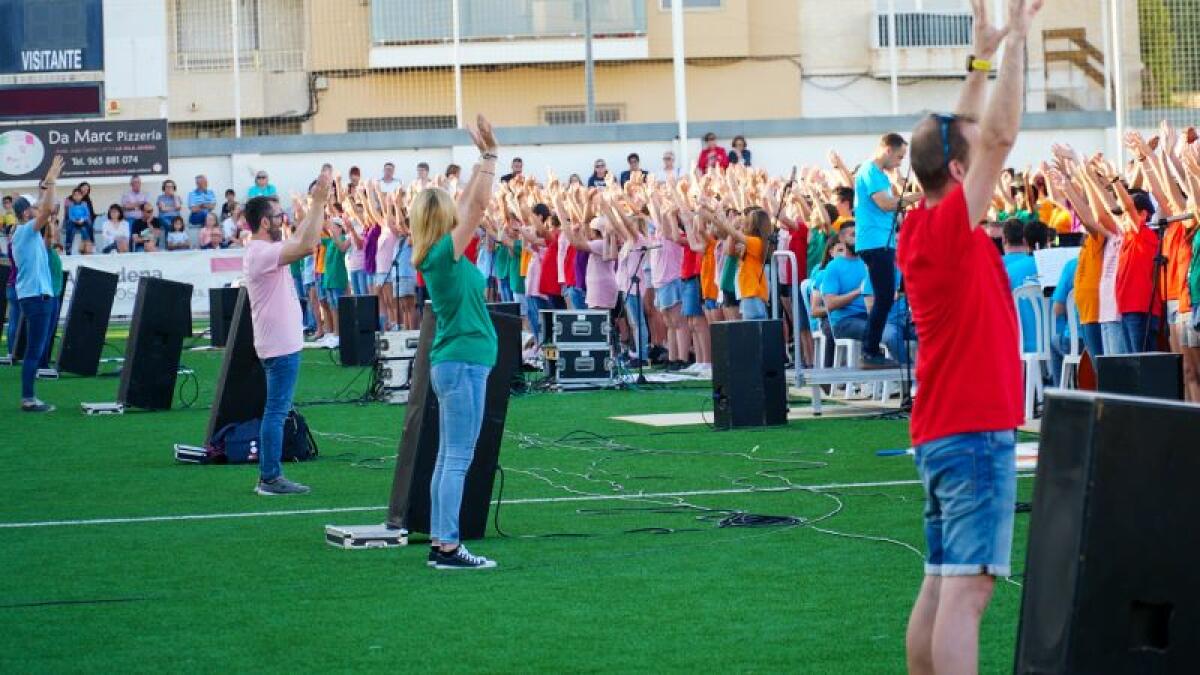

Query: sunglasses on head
931,113,956,167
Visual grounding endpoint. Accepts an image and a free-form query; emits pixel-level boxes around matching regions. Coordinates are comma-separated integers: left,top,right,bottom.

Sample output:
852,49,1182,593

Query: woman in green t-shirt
319,218,350,347
410,114,500,571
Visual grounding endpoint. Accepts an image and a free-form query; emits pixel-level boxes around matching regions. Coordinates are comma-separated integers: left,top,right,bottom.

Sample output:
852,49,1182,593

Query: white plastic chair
828,320,866,399
1060,289,1082,389
801,279,829,369
1014,284,1050,420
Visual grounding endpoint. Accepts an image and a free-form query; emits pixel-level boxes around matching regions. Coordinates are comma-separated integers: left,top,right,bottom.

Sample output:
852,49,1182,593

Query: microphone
634,244,664,251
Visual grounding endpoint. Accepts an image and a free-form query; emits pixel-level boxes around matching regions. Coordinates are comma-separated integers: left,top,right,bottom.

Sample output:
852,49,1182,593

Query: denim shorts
373,271,392,286
1182,312,1200,348
680,277,703,317
740,297,768,320
396,276,416,297
655,278,682,310
320,285,342,307
915,430,1016,577
703,299,718,311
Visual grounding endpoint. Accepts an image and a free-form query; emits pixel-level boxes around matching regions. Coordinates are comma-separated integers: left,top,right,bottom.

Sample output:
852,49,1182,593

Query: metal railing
769,250,802,388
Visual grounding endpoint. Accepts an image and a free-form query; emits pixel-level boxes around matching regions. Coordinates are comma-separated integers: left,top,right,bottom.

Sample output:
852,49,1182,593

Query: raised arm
452,115,500,260
34,156,65,232
962,0,1043,227
280,173,332,265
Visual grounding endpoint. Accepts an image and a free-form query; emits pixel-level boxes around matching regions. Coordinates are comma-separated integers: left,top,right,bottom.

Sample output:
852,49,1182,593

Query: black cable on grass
175,366,200,409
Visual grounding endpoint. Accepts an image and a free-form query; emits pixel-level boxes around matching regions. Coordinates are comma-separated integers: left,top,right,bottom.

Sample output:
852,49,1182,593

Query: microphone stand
1142,216,1170,352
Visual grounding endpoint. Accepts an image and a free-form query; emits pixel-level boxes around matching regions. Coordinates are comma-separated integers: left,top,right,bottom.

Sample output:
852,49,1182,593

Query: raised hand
970,0,1010,59
1006,0,1044,39
466,114,498,154
44,155,65,184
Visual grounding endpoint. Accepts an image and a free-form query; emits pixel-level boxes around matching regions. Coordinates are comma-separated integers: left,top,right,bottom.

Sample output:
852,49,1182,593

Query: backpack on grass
202,410,318,464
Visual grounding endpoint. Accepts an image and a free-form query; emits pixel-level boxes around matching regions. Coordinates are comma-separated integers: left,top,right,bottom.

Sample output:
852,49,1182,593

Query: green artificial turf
0,330,1034,673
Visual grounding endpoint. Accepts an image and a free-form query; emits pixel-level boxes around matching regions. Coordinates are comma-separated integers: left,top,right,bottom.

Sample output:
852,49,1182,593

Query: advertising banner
0,119,169,184
60,249,246,320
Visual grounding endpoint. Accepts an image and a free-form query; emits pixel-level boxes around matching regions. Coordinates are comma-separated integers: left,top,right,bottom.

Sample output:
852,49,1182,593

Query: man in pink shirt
243,172,332,495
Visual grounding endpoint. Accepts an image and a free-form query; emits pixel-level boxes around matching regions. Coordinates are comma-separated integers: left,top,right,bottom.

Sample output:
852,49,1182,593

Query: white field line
0,476,1036,530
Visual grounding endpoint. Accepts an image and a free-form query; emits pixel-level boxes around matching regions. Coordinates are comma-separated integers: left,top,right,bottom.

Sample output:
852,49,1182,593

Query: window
347,116,457,133
371,0,646,45
659,0,723,9
875,12,972,48
541,105,623,125
175,0,259,56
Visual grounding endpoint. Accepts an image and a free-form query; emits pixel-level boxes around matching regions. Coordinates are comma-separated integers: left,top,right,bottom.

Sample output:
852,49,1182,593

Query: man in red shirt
696,132,729,173
896,1,1040,673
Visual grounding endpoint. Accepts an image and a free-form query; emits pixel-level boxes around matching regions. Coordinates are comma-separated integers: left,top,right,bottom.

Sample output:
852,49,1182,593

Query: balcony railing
370,0,646,45
871,11,973,49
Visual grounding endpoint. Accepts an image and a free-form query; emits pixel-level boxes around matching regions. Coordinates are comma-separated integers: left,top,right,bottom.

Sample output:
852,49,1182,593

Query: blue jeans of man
1101,321,1129,356
623,291,648,360
18,296,54,399
1121,312,1154,353
1049,333,1069,387
259,351,301,482
39,297,58,369
1080,322,1103,361
430,361,491,545
5,284,21,356
859,247,896,358
833,315,870,342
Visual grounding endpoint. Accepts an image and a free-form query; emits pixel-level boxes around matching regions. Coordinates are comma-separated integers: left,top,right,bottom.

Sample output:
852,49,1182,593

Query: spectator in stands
728,135,752,167
100,205,130,254
248,170,277,199
568,173,583,188
347,166,362,195
166,216,191,251
697,132,729,172
76,182,97,227
445,164,462,182
500,157,523,184
199,213,228,249
2,195,16,231
156,179,182,231
661,151,680,180
587,159,609,188
221,205,242,247
188,174,217,239
619,153,645,187
64,187,93,255
412,162,431,192
139,206,164,252
130,203,157,252
379,162,401,192
818,222,870,343
220,189,239,223
121,175,149,225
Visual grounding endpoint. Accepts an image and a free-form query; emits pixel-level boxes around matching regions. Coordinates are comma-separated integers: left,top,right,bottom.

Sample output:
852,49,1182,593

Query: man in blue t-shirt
862,267,911,366
1001,219,1040,354
819,224,870,342
11,156,65,412
854,133,922,368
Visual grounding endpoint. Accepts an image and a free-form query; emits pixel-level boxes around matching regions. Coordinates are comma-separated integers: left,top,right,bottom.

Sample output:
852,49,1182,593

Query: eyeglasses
256,176,267,180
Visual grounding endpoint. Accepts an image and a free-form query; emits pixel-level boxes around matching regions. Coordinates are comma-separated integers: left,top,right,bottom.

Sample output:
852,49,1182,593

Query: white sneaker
323,335,339,349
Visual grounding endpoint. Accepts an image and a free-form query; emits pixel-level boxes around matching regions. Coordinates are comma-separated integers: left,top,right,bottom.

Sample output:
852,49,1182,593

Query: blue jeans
527,295,550,343
915,430,1016,577
18,296,54,400
1121,312,1154,353
260,351,301,482
498,278,513,303
565,285,586,310
350,269,371,297
295,277,315,332
5,284,21,356
1050,333,1069,387
39,297,58,369
64,220,92,252
1080,322,1103,360
740,297,768,320
859,247,896,357
430,361,491,545
833,315,869,341
1101,321,1129,356
623,291,648,360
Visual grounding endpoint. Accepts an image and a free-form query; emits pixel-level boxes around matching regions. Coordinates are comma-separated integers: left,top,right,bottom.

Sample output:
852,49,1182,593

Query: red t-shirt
1115,223,1159,316
697,146,730,172
563,243,577,288
538,229,562,297
464,235,480,264
681,245,701,279
897,185,1024,446
782,222,809,284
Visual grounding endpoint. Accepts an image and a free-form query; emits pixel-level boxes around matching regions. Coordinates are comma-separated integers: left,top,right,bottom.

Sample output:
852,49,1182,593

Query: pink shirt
244,240,304,359
526,245,545,299
651,236,683,288
376,228,399,273
585,240,618,309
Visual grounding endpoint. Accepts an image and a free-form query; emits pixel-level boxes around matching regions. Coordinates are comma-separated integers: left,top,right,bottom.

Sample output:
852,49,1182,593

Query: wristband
967,55,993,74
481,152,498,161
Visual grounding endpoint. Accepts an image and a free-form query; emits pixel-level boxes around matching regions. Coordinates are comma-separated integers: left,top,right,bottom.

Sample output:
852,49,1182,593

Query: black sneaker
860,353,899,370
20,398,55,413
427,545,439,568
432,545,497,570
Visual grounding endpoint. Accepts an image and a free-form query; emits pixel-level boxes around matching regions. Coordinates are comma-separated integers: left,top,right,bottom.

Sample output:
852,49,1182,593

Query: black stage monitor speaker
58,266,118,376
13,270,69,363
1015,390,1200,674
118,277,193,410
710,319,788,429
208,287,241,348
487,301,520,317
1095,352,1183,401
338,294,379,367
386,308,521,540
206,288,266,442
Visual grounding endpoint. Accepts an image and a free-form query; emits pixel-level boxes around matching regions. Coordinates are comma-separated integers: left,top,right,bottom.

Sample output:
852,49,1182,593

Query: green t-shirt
807,230,828,281
997,209,1033,223
321,236,348,290
507,240,525,294
418,233,497,367
48,246,63,296
1189,227,1200,312
493,241,510,281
